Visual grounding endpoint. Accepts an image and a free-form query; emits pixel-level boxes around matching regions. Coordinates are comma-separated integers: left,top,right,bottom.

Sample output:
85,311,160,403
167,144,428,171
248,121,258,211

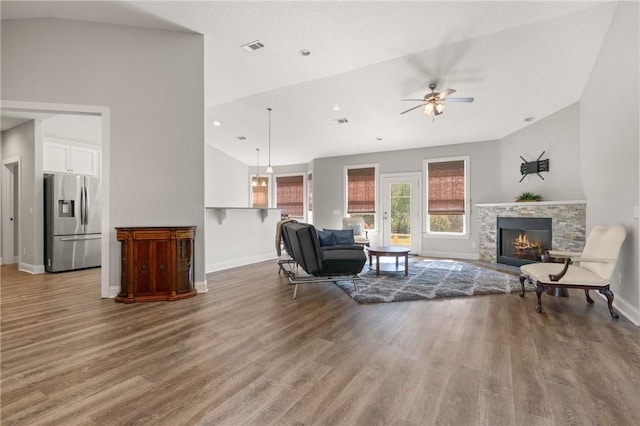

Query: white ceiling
1,1,618,166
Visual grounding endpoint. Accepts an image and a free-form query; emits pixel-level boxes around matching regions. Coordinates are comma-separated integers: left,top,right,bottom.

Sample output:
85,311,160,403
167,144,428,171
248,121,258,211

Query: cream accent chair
519,225,626,318
342,217,370,247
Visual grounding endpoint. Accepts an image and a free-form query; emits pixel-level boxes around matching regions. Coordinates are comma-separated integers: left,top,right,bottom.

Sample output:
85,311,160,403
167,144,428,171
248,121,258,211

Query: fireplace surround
476,201,586,264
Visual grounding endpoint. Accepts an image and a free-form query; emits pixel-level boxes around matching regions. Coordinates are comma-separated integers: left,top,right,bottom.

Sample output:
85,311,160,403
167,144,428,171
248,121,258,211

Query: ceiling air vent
235,136,247,141
241,40,264,52
334,117,349,124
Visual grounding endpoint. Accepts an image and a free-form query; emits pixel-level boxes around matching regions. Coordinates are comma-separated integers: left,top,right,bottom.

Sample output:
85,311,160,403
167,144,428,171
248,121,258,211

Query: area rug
335,259,533,304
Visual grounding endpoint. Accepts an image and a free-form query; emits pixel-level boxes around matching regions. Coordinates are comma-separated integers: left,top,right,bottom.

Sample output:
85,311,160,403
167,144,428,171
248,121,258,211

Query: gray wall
313,140,502,258
1,120,42,270
580,2,639,317
500,103,584,202
1,19,206,285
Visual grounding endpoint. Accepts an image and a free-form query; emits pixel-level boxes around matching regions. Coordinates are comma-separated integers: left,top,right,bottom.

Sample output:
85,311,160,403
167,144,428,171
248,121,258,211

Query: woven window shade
428,161,465,214
347,167,375,213
307,173,313,212
276,175,304,218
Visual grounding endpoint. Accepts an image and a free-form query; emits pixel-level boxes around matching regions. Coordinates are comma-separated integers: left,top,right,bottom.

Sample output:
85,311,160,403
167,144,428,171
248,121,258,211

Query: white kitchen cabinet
43,141,100,176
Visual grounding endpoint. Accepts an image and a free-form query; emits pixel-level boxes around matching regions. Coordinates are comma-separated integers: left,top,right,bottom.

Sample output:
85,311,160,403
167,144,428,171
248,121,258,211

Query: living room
1,1,639,424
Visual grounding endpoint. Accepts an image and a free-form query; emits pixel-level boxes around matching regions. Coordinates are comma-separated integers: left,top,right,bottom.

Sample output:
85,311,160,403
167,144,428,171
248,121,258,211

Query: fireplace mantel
476,200,586,208
476,201,586,263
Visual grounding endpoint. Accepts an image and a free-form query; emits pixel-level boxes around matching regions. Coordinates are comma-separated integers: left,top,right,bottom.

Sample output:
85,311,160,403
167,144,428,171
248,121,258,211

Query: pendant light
265,107,274,174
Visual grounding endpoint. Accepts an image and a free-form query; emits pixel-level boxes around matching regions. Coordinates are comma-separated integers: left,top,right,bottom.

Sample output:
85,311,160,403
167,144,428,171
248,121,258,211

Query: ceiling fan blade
401,99,426,101
444,97,474,103
437,88,456,99
400,104,425,114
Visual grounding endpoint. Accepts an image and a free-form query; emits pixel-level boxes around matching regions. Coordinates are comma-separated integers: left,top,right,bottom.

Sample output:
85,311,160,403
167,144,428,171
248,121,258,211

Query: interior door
381,173,421,253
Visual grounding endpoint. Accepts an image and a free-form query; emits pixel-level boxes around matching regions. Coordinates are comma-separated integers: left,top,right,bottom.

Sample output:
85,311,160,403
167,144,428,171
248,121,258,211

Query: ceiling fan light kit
401,82,474,117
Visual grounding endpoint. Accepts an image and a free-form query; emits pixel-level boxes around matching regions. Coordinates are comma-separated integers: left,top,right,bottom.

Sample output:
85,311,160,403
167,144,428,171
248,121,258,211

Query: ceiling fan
400,83,474,116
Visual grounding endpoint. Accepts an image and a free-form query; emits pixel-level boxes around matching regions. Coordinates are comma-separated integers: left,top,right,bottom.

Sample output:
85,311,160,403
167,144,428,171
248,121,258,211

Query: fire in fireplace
497,217,552,267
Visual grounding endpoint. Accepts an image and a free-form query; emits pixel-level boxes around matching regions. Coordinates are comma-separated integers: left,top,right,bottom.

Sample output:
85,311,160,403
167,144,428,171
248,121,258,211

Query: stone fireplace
476,201,586,264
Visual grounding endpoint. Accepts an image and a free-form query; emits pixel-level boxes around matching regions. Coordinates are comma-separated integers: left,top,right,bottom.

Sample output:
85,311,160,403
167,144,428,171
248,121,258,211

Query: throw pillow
324,229,355,245
317,230,337,247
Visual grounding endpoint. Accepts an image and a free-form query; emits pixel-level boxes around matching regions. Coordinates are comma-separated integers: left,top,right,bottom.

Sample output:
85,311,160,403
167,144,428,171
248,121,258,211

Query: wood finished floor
1,261,639,425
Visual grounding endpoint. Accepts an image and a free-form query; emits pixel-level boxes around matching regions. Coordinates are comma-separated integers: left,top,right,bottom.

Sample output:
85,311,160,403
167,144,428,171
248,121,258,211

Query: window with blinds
426,159,467,234
346,166,376,229
276,175,304,218
251,177,269,208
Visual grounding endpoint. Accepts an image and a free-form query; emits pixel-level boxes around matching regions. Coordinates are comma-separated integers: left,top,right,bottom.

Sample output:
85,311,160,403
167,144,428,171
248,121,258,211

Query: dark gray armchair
281,222,366,299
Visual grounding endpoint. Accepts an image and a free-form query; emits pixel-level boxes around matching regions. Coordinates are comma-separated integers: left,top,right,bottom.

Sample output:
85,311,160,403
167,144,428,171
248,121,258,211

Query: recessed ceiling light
333,105,341,111
524,116,536,122
213,121,221,126
300,49,311,56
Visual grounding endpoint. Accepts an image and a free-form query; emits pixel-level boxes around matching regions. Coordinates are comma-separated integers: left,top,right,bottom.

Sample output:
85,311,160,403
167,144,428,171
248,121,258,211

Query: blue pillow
317,230,337,246
324,229,355,245
349,223,362,235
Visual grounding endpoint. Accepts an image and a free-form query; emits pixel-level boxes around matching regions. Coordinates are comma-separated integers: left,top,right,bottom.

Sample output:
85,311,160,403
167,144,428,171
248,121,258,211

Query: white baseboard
596,292,640,326
419,250,479,261
18,263,45,274
0,256,17,265
206,253,278,274
195,280,208,293
108,286,119,298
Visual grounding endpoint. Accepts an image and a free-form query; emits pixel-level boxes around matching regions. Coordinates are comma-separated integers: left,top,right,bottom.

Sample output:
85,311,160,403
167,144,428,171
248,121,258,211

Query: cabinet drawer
132,230,172,240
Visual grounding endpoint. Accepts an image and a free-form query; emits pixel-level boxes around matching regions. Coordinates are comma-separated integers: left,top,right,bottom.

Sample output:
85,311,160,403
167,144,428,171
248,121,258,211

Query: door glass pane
390,183,411,246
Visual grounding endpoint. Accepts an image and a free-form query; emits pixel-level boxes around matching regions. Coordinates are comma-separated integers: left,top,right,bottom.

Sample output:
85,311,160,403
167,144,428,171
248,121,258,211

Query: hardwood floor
2,261,639,425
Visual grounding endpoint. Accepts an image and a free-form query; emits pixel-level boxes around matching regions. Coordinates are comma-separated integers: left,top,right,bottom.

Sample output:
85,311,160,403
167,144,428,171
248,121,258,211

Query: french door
381,173,421,253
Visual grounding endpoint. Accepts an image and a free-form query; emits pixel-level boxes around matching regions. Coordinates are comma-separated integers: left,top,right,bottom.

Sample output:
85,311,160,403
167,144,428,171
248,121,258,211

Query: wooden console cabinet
115,226,196,303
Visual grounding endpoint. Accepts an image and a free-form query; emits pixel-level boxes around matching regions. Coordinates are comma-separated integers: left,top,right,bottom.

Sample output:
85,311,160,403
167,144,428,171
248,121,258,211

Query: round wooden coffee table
367,246,410,276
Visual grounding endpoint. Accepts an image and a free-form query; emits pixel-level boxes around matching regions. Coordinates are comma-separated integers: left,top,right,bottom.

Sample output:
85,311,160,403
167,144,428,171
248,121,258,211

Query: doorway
1,100,111,297
1,159,20,265
381,173,422,253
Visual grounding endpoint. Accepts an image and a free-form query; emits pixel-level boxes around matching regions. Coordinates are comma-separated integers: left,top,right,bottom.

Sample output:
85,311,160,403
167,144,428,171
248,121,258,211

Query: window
251,176,269,208
276,175,304,218
426,157,468,235
346,166,376,230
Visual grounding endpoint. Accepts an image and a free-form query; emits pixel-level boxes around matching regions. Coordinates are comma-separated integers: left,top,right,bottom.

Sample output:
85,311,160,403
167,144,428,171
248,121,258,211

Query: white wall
500,103,584,202
205,144,248,207
580,2,639,321
1,19,206,287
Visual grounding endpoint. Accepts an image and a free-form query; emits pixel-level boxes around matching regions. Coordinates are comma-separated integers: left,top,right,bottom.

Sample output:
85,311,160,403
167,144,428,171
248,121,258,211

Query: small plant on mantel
515,191,543,202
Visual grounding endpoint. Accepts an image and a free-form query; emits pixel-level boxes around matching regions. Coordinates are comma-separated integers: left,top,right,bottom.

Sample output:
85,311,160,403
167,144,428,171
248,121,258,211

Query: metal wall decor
520,151,549,182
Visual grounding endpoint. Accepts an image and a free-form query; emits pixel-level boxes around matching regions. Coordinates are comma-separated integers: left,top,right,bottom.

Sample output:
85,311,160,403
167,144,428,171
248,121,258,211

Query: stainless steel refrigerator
44,173,101,272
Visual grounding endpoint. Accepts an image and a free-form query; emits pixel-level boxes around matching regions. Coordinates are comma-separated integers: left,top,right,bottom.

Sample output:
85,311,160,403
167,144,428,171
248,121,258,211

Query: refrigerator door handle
83,186,89,225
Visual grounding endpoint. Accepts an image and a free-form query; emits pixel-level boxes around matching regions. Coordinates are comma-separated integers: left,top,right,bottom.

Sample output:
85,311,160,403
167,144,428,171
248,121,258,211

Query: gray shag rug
335,259,532,304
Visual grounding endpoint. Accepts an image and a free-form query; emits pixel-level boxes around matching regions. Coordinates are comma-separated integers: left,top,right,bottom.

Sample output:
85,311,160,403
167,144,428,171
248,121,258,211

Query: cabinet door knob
159,264,165,271
141,264,147,273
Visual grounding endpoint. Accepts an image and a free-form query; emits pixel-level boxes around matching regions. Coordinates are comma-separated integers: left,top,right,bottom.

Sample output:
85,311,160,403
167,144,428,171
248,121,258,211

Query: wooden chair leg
519,274,527,297
598,287,619,319
584,289,594,304
535,284,544,313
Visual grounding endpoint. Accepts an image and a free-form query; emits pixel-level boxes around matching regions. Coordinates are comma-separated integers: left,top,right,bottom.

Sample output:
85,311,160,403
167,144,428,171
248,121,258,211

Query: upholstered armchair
342,217,370,246
519,225,626,318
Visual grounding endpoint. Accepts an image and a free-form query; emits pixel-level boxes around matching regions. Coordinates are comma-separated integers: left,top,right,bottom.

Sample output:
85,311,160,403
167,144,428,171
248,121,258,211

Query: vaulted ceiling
1,1,618,165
